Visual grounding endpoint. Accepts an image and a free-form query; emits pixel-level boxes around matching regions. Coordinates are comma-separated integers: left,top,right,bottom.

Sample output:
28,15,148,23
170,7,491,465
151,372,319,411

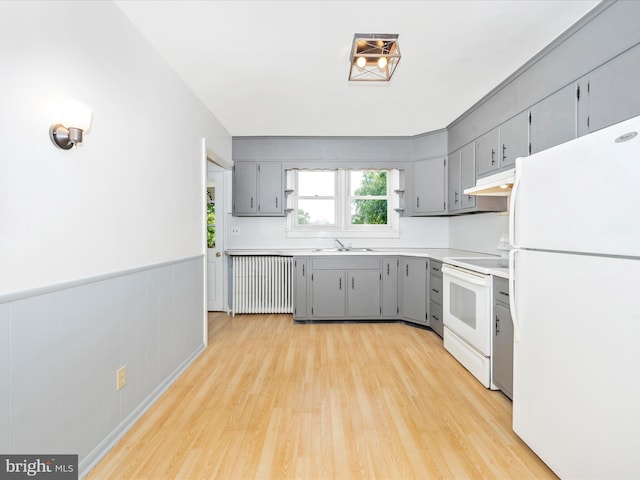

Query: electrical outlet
231,227,240,236
116,365,127,391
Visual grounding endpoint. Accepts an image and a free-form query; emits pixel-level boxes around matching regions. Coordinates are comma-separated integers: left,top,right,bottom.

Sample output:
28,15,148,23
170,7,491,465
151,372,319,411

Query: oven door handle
442,265,490,286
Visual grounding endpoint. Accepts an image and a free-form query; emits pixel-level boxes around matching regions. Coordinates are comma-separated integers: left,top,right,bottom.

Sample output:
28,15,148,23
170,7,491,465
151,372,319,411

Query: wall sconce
349,33,401,82
49,100,93,150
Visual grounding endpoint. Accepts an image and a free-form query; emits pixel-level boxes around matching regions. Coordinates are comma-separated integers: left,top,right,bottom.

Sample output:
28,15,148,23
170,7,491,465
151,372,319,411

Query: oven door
442,264,492,356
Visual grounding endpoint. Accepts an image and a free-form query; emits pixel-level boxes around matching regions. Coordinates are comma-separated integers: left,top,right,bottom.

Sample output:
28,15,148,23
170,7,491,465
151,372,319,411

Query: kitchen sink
311,248,374,253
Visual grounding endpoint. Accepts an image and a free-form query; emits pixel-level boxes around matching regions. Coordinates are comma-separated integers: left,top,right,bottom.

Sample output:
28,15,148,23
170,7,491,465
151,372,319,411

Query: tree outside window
350,170,388,225
207,188,216,248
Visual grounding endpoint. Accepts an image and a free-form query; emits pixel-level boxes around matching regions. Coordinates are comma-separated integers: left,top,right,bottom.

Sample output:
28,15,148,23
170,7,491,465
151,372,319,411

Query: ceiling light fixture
349,33,401,82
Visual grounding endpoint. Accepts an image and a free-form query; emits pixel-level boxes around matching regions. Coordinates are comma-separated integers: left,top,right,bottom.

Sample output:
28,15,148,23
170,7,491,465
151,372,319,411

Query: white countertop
225,248,509,278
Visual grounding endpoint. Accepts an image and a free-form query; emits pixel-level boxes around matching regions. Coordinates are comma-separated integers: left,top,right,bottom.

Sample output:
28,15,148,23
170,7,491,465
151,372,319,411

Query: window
295,170,336,226
206,187,216,248
349,170,388,226
288,168,399,237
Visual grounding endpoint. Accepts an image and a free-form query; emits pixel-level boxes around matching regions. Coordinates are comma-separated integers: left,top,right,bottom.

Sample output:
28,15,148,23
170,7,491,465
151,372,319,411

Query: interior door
207,167,226,311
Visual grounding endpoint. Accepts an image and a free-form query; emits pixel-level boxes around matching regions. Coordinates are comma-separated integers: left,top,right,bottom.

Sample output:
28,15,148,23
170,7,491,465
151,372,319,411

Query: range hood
464,168,515,196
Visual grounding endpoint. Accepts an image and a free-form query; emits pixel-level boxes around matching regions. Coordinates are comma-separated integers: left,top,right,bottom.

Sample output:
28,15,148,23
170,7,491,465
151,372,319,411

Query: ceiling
114,0,600,138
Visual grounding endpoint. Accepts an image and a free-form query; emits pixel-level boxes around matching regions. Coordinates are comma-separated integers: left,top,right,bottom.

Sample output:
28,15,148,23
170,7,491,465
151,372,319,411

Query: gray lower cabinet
492,276,513,399
428,260,443,337
381,257,399,318
293,257,308,320
311,271,346,318
309,256,381,320
347,271,381,318
400,257,428,326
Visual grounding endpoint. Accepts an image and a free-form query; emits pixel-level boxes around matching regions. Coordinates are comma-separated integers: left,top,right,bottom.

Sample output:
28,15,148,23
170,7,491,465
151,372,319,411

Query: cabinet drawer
430,260,443,276
429,300,443,337
312,256,381,270
430,274,443,303
493,276,510,304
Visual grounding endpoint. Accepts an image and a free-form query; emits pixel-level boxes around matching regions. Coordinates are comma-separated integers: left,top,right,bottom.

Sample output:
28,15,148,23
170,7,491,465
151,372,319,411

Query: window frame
287,168,400,239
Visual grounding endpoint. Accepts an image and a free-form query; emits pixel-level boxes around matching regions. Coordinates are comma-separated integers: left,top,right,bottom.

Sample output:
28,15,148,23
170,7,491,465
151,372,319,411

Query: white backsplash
226,215,449,250
227,211,508,255
449,212,509,255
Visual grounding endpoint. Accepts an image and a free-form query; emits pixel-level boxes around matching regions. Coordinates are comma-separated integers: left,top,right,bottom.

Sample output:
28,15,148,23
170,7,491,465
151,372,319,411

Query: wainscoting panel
0,255,205,478
0,303,9,452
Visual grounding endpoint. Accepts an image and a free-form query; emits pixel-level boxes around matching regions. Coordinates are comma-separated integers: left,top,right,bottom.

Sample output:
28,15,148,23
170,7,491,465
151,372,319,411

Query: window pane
297,199,335,225
298,171,335,196
350,170,387,196
351,199,388,225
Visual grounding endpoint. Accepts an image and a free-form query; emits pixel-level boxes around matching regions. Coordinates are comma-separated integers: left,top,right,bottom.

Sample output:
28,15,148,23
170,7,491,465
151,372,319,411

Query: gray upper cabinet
578,44,640,137
476,112,527,178
448,142,477,213
232,162,257,214
411,157,446,215
530,83,577,154
460,143,476,209
447,149,462,212
232,162,284,216
475,128,500,177
499,111,529,168
257,163,283,214
449,141,506,214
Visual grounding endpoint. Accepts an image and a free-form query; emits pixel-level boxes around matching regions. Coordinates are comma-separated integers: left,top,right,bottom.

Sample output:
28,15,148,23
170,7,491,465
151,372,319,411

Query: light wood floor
87,313,556,480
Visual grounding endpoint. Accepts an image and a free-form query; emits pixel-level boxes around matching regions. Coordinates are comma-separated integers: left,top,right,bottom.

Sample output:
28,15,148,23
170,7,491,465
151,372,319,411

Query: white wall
226,216,449,250
448,212,509,255
0,1,231,295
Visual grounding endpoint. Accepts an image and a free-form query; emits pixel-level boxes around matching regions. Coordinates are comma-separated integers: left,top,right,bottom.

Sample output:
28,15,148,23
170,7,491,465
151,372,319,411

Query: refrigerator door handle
508,248,521,342
509,168,521,249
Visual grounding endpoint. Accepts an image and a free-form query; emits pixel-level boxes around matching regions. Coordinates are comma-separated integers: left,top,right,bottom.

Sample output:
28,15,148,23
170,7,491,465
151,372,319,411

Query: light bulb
377,57,388,69
356,56,366,68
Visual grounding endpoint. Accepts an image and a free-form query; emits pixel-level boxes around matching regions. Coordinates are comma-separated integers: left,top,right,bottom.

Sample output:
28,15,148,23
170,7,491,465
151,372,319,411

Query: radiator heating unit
232,256,293,315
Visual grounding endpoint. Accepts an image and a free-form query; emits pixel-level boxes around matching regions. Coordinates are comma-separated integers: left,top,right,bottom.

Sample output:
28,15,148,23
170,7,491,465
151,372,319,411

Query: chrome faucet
334,238,347,250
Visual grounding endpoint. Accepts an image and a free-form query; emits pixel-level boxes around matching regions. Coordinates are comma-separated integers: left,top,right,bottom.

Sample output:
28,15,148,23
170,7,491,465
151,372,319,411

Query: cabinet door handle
339,277,342,290
302,264,305,276
250,196,254,209
495,315,500,334
432,314,439,321
502,144,507,162
431,288,439,294
387,263,390,275
455,191,459,204
416,196,420,208
500,291,509,297
352,277,355,289
275,196,278,208
406,264,409,276
491,148,496,165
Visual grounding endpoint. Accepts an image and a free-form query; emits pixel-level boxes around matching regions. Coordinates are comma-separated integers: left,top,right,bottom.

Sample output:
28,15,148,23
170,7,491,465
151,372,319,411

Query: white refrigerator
508,115,640,479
